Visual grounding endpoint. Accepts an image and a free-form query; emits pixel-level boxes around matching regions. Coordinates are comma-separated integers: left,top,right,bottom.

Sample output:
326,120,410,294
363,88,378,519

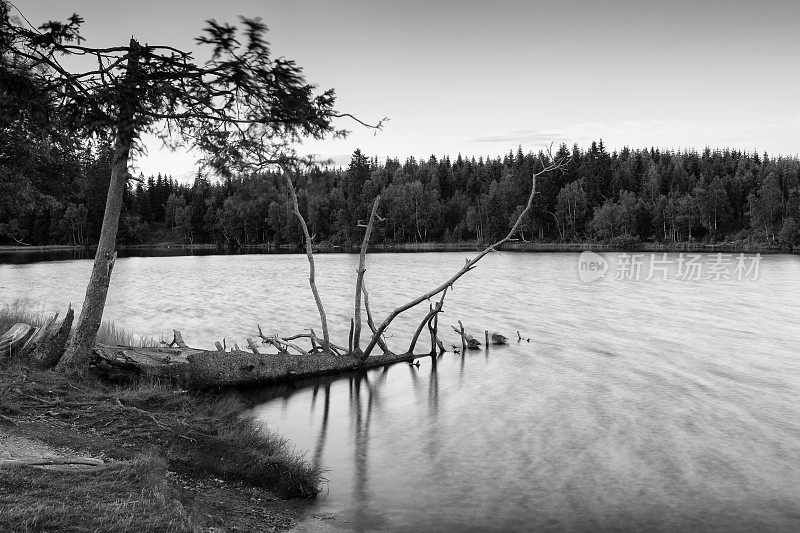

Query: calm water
2,251,800,531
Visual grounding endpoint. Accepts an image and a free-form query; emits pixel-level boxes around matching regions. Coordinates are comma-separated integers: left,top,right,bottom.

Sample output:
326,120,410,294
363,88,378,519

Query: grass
0,300,157,347
1,303,321,528
2,368,322,499
0,453,194,533
0,301,45,339
0,368,320,530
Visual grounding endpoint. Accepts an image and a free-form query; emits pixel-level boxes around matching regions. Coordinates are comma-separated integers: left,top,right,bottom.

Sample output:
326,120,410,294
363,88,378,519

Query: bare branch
353,196,381,354
407,288,448,354
281,163,331,353
362,283,390,355
363,154,568,357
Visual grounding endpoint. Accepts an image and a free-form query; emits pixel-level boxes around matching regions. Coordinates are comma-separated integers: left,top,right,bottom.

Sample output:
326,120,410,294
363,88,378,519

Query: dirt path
0,428,103,469
0,429,61,460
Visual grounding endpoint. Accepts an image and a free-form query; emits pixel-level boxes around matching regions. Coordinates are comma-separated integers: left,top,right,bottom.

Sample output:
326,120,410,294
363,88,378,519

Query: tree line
2,141,799,249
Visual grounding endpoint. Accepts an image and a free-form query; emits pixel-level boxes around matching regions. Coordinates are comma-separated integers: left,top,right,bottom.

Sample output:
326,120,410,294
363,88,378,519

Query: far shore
0,240,795,255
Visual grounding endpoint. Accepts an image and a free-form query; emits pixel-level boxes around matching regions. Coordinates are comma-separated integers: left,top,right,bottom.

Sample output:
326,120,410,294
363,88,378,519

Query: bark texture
92,344,428,388
58,39,141,371
32,306,74,369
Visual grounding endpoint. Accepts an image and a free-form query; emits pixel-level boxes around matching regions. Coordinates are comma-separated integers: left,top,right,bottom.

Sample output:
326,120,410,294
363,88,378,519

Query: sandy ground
0,429,60,460
0,428,102,470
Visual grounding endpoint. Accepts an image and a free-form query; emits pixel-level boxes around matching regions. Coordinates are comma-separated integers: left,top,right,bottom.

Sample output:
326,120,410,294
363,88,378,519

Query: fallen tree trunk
92,343,429,388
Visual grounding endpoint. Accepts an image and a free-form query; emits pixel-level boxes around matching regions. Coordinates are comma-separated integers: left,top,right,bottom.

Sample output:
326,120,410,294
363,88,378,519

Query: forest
2,141,799,249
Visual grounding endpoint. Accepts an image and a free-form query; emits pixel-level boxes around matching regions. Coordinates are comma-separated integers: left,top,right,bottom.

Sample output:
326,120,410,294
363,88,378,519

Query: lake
2,250,800,531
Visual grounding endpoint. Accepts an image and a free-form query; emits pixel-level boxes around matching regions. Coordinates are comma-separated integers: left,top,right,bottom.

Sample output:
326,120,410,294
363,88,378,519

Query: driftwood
0,323,35,361
246,338,261,354
256,326,305,356
92,343,431,388
0,457,104,468
167,329,188,348
491,332,508,345
451,322,481,350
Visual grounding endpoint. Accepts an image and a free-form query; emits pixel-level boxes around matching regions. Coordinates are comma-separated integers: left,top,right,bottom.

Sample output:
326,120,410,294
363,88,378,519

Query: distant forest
1,141,799,248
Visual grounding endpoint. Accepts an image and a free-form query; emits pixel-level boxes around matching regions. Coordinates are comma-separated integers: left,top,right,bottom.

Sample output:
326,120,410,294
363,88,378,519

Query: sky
12,0,800,179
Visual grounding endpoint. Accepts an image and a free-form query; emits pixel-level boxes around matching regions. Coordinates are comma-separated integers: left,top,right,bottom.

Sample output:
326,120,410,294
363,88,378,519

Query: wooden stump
31,306,74,369
0,323,35,362
17,313,59,363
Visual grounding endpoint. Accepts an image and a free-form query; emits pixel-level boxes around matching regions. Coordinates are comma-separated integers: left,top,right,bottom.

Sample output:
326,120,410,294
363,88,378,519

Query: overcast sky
13,0,800,178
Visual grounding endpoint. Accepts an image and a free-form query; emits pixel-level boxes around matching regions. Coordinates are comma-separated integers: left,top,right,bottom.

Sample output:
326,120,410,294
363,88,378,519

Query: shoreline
0,366,315,531
0,241,794,255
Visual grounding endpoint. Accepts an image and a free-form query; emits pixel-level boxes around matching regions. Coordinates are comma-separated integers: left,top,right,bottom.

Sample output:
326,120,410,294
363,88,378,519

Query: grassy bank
1,305,322,531
0,302,156,349
0,366,320,531
0,453,192,532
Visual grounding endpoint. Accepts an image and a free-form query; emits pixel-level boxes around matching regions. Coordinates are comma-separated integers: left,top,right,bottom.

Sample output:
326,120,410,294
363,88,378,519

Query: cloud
469,130,565,145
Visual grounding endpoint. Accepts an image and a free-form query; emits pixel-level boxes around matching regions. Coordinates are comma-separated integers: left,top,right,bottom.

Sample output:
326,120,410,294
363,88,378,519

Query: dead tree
265,147,565,363
282,165,332,353
353,196,382,355
266,150,566,360
361,154,568,358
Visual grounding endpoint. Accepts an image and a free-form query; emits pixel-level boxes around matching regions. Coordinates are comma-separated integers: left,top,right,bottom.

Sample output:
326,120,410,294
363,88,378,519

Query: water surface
2,251,799,531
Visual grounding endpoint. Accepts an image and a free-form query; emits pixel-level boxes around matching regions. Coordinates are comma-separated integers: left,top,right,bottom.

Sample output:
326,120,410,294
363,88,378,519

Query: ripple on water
3,251,800,531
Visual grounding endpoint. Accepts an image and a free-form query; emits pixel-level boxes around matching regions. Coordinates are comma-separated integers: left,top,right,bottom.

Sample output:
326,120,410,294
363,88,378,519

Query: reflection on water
3,251,800,531
0,246,302,265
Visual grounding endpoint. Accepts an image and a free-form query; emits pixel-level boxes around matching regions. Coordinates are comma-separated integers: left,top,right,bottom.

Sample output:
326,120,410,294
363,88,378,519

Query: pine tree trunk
57,40,140,372
57,134,132,371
